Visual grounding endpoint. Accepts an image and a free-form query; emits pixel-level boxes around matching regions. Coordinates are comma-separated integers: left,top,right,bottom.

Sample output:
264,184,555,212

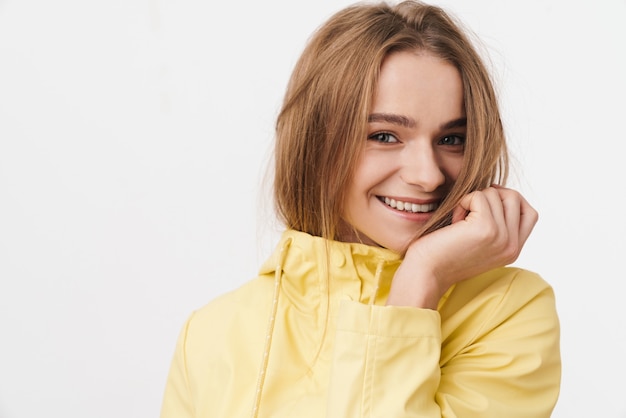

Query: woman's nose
399,144,446,192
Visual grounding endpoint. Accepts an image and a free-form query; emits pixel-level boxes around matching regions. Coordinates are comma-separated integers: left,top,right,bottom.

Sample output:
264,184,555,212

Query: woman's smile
378,196,440,214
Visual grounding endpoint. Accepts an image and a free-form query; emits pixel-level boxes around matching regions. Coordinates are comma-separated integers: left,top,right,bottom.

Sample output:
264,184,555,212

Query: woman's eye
368,132,398,143
438,135,465,146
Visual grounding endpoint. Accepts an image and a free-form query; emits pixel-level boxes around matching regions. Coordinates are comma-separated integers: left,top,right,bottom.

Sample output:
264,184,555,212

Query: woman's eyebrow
368,113,416,128
440,117,467,130
368,113,466,131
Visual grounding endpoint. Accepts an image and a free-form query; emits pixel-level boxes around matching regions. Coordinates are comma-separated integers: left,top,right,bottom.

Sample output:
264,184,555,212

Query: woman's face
340,51,466,253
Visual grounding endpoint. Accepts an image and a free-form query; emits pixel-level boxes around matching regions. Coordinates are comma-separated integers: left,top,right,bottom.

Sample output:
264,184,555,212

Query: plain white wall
1,0,624,417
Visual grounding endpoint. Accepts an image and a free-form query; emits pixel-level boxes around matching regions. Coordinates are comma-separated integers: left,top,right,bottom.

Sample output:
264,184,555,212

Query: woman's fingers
492,186,538,261
455,187,508,239
493,187,523,262
455,189,495,223
452,186,537,264
517,194,538,246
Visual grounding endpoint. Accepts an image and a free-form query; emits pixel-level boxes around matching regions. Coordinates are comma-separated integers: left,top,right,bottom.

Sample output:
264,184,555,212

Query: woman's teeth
383,197,438,213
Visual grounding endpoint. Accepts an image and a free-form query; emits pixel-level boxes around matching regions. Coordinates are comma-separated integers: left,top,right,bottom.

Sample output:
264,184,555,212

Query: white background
1,0,625,417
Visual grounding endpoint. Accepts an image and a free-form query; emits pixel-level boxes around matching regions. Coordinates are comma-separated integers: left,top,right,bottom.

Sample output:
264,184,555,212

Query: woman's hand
386,186,538,309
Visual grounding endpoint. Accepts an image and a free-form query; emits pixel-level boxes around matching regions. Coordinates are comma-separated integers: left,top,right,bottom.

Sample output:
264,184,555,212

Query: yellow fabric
160,229,561,418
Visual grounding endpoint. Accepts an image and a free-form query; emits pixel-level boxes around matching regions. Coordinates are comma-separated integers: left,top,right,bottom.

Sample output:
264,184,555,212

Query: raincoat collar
259,229,403,305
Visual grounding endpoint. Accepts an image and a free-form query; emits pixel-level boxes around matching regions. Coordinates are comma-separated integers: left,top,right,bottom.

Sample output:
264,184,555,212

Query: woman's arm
327,270,560,418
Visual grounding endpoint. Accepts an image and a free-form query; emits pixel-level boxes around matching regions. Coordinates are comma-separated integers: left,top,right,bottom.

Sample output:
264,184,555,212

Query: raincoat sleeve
327,273,560,418
160,313,195,418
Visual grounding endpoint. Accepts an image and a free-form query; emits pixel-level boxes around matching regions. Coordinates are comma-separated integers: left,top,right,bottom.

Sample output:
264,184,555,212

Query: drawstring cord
251,237,292,418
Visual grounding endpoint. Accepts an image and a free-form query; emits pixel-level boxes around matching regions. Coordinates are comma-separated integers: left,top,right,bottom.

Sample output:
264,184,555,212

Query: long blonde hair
274,0,507,247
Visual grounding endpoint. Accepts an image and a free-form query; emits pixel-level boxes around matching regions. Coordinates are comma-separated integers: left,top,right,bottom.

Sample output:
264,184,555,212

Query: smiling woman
159,1,561,417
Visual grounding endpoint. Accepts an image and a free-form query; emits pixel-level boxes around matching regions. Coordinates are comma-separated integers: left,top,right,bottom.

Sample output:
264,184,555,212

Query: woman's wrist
386,261,446,310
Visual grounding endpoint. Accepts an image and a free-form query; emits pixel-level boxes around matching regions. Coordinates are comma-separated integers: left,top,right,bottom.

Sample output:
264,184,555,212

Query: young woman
160,1,561,417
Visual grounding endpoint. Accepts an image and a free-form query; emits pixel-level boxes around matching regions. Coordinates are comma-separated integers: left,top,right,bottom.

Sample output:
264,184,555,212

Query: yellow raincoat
160,229,560,417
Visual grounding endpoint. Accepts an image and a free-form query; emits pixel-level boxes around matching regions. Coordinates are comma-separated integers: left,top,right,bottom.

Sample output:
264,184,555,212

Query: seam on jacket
312,238,331,372
182,311,196,417
370,258,385,305
362,304,377,417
